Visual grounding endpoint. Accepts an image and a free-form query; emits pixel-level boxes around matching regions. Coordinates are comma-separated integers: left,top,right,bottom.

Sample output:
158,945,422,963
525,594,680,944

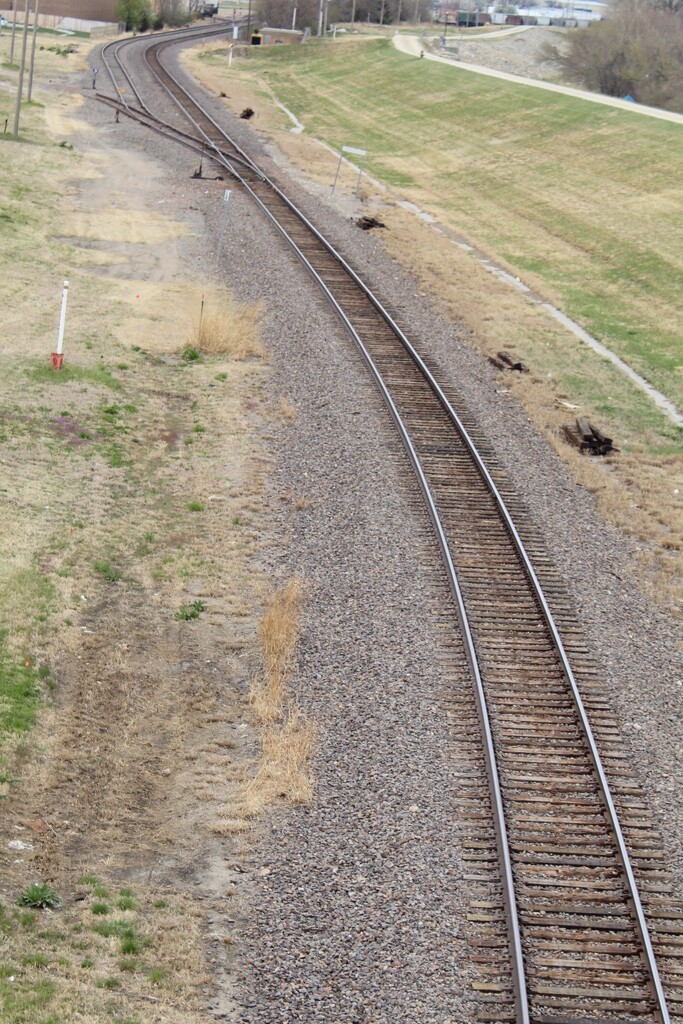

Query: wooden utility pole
13,0,30,136
27,0,39,103
351,0,356,22
10,0,18,63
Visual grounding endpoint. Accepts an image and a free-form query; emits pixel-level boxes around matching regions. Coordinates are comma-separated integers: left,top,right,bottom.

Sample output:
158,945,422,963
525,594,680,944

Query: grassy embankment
189,35,682,606
0,34,312,1024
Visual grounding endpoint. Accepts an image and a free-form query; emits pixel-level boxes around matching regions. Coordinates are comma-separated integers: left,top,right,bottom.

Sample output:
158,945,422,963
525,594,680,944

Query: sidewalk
392,32,683,125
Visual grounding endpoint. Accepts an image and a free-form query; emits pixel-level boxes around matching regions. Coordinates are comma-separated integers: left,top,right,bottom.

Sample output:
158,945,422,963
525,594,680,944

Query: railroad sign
224,189,231,203
332,146,367,198
91,66,99,74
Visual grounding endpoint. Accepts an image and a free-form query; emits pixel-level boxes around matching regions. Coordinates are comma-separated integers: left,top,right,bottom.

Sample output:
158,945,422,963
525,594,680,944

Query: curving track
96,27,683,1023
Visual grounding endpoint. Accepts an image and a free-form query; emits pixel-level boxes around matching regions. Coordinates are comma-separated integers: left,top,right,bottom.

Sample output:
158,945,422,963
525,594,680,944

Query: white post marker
52,279,68,370
217,189,232,263
331,145,366,198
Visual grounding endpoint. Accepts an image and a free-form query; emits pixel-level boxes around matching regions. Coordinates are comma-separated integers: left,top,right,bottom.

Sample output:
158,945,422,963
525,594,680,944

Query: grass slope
240,37,683,412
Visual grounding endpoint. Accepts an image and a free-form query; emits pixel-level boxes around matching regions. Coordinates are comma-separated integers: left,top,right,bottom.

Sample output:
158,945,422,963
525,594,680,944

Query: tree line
256,0,432,32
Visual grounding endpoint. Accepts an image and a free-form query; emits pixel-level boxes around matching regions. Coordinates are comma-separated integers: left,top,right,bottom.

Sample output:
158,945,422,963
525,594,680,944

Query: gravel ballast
83,40,683,1022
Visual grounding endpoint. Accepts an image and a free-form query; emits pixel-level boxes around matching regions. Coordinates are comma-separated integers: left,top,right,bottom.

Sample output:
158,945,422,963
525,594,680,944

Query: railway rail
96,27,683,1023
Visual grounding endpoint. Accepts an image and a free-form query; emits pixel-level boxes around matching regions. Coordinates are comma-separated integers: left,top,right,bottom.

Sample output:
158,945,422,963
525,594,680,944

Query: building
0,0,120,34
250,26,305,44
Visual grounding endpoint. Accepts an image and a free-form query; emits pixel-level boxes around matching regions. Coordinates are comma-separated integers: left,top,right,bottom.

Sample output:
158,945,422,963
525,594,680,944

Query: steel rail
100,23,231,113
131,38,528,1022
230,158,531,1024
113,29,672,1022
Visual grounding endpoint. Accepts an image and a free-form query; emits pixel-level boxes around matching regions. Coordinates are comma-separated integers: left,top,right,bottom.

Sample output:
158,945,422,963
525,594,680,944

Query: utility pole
351,0,356,23
10,0,18,63
27,0,39,103
13,0,30,137
323,0,328,34
291,3,297,29
317,0,323,35
379,0,386,24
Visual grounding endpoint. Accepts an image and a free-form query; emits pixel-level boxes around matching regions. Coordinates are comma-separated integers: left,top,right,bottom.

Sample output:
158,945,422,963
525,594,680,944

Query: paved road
393,32,683,125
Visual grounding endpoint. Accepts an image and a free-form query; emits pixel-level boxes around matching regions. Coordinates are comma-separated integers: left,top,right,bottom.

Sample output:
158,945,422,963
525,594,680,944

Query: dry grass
0,884,213,1024
278,396,298,422
211,580,315,830
188,300,264,360
252,579,304,724
241,711,316,816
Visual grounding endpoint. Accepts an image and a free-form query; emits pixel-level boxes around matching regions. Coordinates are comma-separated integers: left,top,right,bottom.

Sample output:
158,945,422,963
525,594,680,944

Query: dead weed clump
253,578,303,724
187,300,264,360
242,710,316,816
213,580,315,830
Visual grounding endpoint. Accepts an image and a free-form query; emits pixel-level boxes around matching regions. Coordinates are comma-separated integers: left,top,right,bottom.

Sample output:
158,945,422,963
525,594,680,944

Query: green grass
0,655,39,739
175,599,206,621
116,891,135,912
236,37,683,414
17,884,60,910
93,560,122,583
30,363,122,391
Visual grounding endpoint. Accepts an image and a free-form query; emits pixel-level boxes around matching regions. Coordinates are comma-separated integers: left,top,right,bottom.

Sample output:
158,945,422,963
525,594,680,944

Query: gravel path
84,38,683,1023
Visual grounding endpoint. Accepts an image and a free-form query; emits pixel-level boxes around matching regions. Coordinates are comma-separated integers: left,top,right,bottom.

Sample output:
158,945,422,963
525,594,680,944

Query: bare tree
257,0,318,27
548,0,683,110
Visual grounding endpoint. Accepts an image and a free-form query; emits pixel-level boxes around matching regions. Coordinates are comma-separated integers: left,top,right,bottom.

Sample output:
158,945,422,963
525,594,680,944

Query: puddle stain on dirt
50,414,90,445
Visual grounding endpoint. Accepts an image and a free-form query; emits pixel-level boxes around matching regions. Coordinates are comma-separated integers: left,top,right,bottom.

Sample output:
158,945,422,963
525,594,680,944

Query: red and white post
51,279,68,370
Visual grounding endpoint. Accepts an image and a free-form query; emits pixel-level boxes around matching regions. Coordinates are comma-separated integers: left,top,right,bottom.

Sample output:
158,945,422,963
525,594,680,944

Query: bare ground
0,53,283,1022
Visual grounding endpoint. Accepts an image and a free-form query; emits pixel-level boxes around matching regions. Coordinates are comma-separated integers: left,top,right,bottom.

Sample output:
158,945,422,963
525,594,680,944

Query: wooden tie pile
489,351,528,373
562,416,617,456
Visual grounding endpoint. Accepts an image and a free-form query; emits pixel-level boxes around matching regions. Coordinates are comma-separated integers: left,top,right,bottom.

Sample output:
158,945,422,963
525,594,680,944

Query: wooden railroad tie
489,351,529,373
356,215,385,231
562,417,618,456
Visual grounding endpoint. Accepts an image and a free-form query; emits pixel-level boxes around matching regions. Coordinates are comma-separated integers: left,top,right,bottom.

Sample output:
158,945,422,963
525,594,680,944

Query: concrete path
393,32,683,125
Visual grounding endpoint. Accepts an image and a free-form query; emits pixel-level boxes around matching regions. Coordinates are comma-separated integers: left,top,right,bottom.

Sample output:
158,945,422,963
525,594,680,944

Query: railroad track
97,28,683,1023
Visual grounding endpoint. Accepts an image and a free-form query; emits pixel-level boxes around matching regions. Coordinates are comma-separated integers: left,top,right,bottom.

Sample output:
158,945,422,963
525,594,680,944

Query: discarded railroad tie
356,216,385,231
562,417,617,456
489,351,528,373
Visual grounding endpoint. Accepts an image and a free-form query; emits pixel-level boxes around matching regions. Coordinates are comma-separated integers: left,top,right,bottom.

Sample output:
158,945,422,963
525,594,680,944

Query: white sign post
331,145,366,198
217,190,232,262
52,279,69,370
